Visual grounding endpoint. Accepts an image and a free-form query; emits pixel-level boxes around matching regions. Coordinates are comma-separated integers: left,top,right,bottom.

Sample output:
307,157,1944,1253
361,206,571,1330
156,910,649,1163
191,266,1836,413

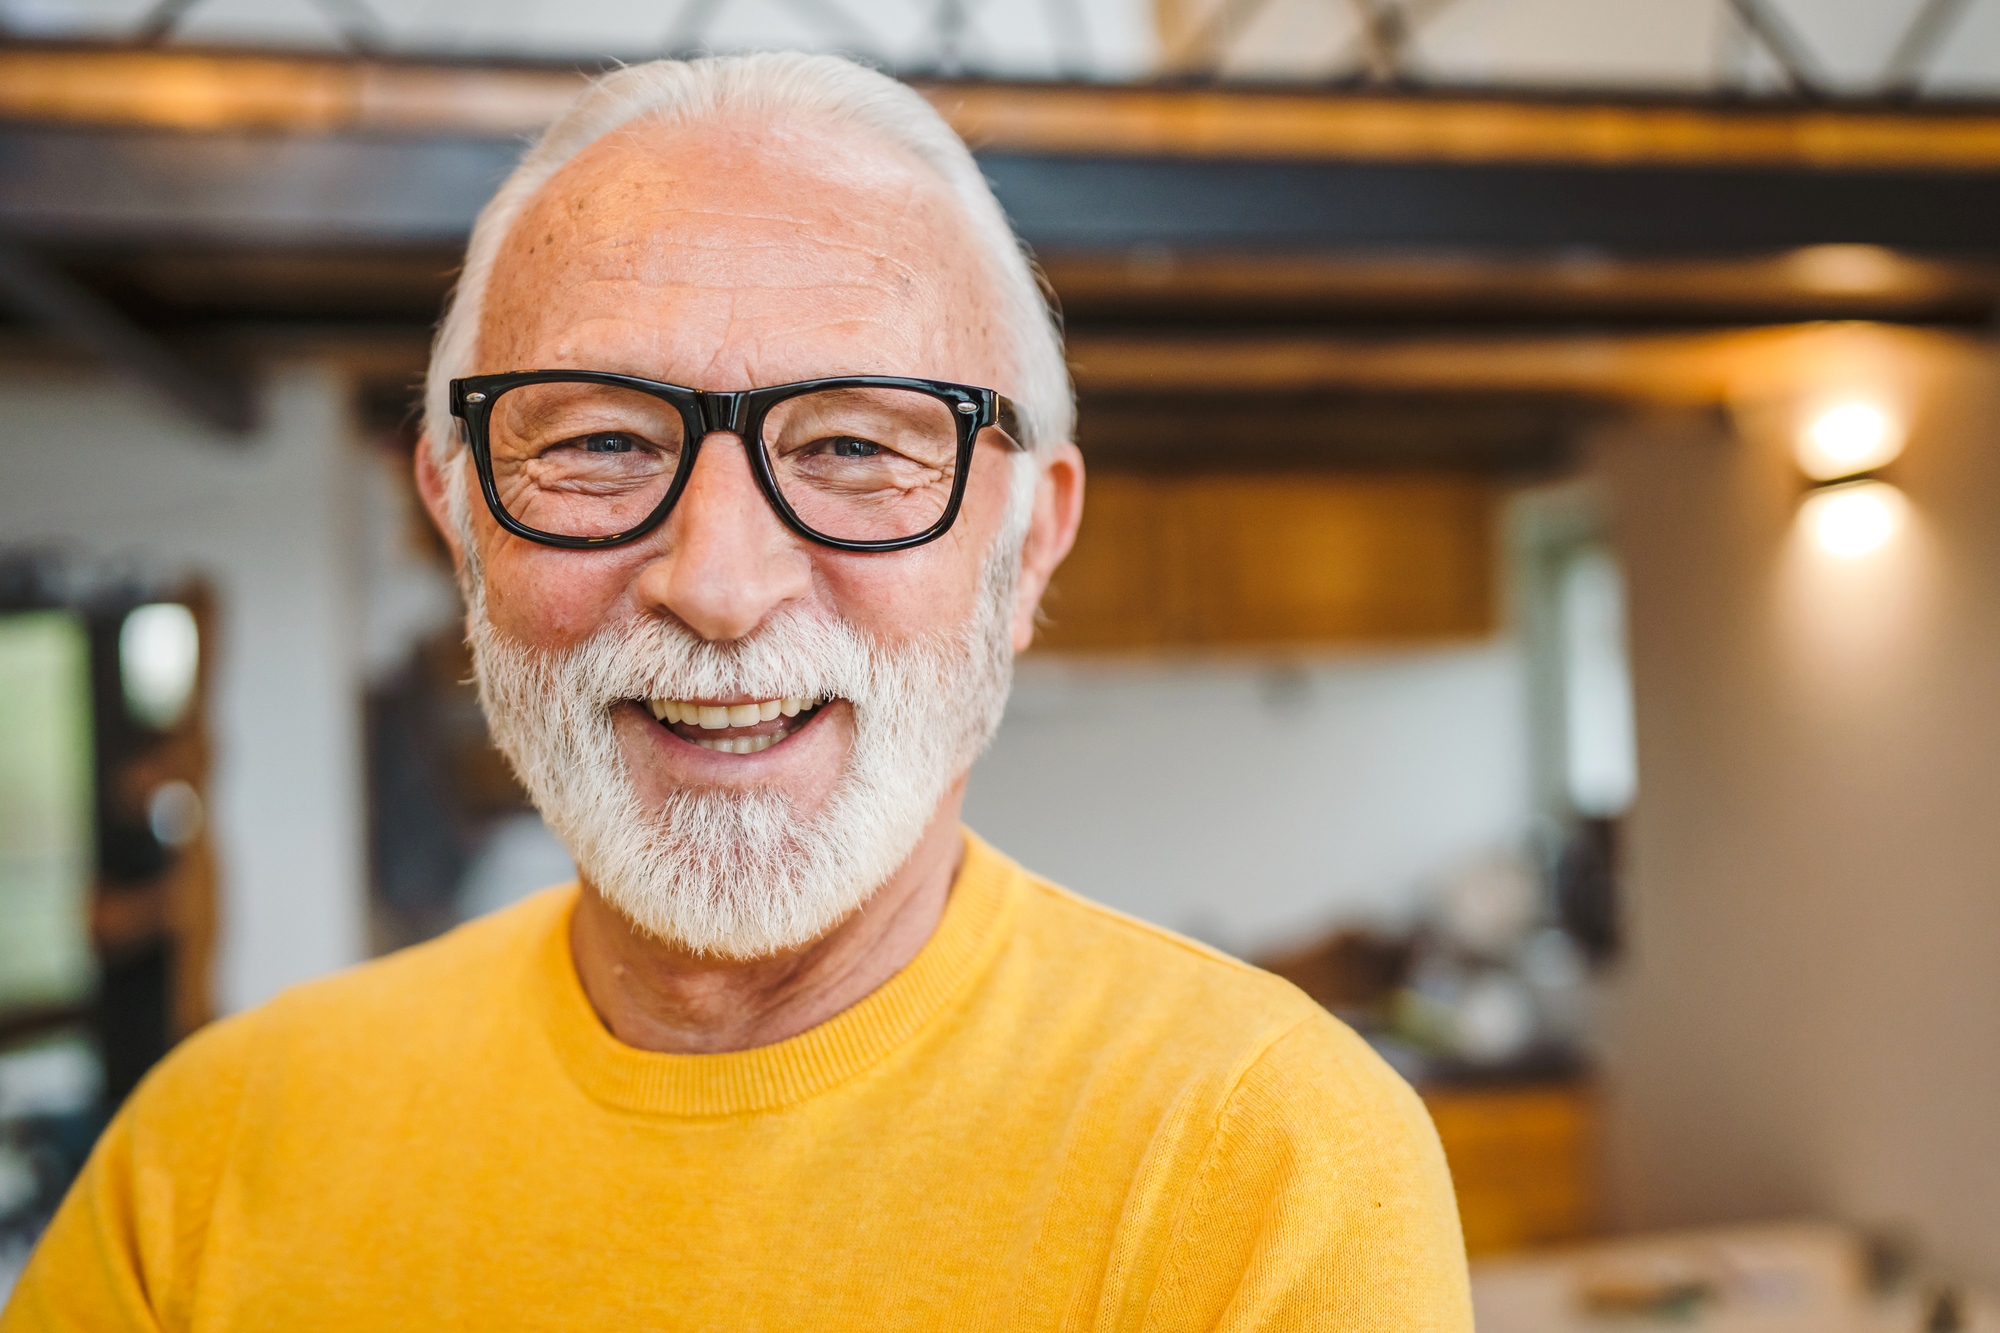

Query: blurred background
4,1,2000,1326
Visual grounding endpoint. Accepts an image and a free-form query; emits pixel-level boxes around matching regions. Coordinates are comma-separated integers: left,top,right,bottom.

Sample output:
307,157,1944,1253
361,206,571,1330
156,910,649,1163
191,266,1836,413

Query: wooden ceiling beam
1064,323,1982,405
9,44,2000,170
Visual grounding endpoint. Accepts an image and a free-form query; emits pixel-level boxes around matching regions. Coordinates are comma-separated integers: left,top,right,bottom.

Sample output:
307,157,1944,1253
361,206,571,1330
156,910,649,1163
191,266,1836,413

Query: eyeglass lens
483,382,961,543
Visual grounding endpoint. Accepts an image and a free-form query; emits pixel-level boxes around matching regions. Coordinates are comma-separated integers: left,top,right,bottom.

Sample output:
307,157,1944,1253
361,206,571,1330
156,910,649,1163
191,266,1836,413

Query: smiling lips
645,696,828,753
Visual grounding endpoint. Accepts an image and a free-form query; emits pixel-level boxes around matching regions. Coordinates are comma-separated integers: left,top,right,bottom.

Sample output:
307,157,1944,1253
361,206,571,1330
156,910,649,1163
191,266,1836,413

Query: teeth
644,697,824,732
692,734,779,754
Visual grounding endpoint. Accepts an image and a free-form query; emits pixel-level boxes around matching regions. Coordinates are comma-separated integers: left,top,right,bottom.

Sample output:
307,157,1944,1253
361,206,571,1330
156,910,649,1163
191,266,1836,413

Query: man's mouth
643,695,831,754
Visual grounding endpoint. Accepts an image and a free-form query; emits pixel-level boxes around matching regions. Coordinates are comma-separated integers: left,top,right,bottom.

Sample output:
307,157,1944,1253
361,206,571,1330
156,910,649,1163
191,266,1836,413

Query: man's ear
413,436,467,569
1012,441,1085,654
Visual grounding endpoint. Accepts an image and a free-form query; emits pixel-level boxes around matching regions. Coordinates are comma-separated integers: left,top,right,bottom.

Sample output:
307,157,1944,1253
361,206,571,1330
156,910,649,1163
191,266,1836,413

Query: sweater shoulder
984,854,1369,1100
1013,869,1327,1031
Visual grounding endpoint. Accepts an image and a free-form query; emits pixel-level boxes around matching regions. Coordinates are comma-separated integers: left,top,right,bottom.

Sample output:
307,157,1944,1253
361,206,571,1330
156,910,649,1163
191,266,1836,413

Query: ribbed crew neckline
531,830,1021,1118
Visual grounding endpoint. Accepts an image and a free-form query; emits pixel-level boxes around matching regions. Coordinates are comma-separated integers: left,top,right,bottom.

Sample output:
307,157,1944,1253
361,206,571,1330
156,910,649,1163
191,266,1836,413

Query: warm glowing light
1782,244,1909,295
1797,400,1904,481
1802,480,1905,558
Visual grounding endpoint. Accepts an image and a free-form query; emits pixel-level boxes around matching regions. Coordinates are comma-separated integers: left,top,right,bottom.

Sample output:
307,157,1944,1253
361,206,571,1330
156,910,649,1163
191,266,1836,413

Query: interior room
4,2,2000,1327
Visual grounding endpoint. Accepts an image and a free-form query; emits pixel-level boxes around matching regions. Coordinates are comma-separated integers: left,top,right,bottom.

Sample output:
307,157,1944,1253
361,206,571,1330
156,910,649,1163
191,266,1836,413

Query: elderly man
5,54,1468,1331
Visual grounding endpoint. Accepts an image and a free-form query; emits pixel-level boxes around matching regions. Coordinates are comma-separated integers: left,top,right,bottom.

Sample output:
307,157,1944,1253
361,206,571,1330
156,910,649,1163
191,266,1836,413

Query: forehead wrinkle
620,198,912,235
696,306,944,385
522,231,929,313
522,139,936,248
480,116,1004,389
520,137,948,284
582,208,935,280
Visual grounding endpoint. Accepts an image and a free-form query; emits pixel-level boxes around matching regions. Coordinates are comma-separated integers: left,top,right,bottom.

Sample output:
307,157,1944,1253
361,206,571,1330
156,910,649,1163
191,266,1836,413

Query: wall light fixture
1796,399,1905,482
1801,479,1905,559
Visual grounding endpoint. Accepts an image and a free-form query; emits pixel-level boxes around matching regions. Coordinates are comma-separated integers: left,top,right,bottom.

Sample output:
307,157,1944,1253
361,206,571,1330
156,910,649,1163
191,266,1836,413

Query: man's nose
633,434,813,642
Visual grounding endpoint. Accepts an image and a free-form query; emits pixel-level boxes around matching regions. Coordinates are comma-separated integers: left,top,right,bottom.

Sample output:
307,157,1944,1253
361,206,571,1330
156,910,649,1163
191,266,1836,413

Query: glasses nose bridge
694,389,750,439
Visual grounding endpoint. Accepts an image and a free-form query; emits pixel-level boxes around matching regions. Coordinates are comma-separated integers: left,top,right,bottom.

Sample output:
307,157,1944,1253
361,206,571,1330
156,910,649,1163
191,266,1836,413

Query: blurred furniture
0,559,218,1097
1260,928,1412,1027
2,560,220,1280
366,629,534,951
1037,472,1496,651
1259,927,1601,1255
1424,1081,1600,1256
1470,1221,1993,1333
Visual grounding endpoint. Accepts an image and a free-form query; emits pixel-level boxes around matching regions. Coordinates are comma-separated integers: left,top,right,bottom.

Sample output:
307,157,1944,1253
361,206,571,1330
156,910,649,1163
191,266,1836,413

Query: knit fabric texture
4,832,1470,1332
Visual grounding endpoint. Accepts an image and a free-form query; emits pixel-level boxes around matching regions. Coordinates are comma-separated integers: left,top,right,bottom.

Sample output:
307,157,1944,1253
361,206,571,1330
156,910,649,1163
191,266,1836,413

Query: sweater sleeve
1141,1013,1473,1333
1,1013,258,1333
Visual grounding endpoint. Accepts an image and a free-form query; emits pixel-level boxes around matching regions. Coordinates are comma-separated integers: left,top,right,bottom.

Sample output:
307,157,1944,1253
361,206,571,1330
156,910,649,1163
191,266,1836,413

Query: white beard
464,532,1021,959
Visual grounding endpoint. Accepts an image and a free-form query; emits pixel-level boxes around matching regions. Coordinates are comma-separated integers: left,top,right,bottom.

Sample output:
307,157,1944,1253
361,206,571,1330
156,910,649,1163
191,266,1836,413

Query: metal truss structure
25,0,1987,99
118,0,1102,80
1159,0,1985,97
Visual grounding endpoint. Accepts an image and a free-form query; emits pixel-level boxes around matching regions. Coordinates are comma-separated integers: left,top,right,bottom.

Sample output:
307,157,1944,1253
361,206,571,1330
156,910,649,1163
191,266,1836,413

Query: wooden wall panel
1423,1082,1602,1255
1037,472,1496,652
1032,472,1179,651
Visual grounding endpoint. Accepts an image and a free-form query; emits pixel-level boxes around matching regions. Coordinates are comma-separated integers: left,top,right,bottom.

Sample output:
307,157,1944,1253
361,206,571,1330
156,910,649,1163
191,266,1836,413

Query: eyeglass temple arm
994,395,1029,451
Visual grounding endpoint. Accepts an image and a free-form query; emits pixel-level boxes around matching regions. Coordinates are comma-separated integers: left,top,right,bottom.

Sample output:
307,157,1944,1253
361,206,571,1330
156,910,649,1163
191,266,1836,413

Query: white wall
1592,352,2000,1286
0,360,369,1012
965,643,1533,957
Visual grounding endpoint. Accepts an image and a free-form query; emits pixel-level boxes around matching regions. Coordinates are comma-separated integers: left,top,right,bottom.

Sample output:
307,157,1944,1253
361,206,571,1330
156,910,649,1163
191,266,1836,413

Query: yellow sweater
5,833,1469,1331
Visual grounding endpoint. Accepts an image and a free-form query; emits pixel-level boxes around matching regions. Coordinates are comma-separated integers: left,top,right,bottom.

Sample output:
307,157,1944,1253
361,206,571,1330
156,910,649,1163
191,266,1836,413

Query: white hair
423,51,1073,479
467,512,1023,957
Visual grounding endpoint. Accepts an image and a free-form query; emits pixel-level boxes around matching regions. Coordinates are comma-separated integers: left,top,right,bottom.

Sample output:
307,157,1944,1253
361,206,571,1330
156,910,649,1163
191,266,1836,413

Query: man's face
477,118,1021,816
421,114,1078,954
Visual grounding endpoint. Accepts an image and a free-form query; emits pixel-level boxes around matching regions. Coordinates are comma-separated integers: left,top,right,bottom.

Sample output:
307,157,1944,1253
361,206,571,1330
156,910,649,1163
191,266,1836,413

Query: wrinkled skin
416,115,1084,1052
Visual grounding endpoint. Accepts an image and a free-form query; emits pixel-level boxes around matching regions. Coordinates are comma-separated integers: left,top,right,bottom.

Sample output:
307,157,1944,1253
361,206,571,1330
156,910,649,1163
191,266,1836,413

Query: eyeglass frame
449,370,1027,554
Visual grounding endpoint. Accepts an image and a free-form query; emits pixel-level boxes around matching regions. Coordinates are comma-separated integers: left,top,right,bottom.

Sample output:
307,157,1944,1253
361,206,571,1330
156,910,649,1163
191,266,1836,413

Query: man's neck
567,785,967,1055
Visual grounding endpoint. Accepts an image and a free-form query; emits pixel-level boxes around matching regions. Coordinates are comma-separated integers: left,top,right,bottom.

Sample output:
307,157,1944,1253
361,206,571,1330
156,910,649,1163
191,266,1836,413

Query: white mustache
556,603,882,713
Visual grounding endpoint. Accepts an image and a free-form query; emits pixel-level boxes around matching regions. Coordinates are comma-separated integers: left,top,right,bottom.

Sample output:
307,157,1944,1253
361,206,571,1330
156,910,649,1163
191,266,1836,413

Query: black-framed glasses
449,370,1025,553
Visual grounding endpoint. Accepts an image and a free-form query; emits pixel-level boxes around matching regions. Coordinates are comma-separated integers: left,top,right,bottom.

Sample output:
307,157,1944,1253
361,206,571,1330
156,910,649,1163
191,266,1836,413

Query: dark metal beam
1076,388,1585,474
982,153,2000,256
1724,0,1827,98
133,0,203,45
8,123,2000,261
1343,0,1407,84
0,126,518,246
1164,0,1280,74
1883,0,1978,94
307,0,391,56
138,0,386,54
1328,0,1461,84
0,241,253,435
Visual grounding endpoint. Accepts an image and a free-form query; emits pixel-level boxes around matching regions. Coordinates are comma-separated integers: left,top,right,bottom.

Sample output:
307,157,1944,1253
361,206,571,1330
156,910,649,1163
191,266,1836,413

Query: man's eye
824,436,883,458
580,433,635,454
